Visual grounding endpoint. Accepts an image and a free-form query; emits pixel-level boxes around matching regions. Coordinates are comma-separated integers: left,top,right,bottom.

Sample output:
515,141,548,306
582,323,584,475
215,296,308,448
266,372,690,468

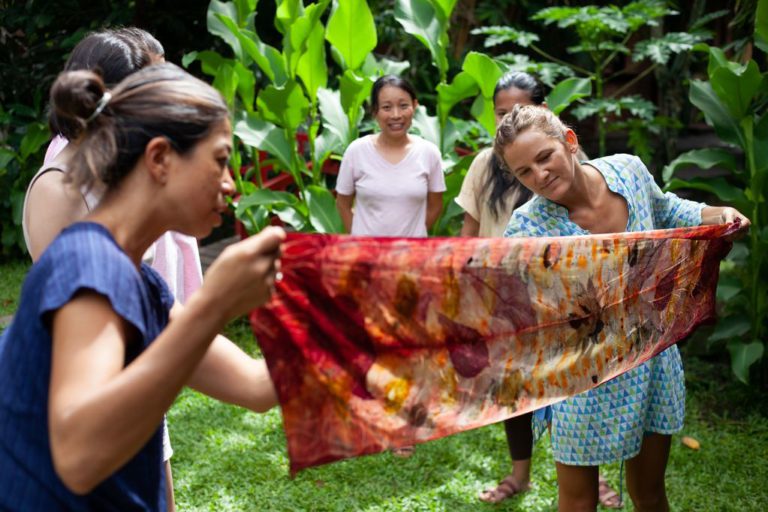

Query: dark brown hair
485,72,547,219
50,27,164,139
50,63,228,190
370,75,417,113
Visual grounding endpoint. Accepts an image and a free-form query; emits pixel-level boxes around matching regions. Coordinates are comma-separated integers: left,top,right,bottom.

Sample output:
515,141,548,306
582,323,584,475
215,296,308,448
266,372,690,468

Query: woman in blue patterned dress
494,105,749,512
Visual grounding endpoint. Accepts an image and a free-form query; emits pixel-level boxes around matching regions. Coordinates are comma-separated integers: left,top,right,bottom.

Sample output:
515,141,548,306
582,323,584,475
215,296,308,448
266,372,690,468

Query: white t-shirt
336,135,446,237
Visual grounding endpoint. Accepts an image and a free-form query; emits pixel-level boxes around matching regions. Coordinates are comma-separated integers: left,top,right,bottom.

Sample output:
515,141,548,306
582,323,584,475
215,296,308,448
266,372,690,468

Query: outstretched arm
48,227,284,494
188,332,277,413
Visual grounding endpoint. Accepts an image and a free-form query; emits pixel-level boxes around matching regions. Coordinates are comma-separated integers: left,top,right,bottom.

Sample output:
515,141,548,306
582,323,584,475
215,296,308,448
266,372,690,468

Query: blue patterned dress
504,154,705,465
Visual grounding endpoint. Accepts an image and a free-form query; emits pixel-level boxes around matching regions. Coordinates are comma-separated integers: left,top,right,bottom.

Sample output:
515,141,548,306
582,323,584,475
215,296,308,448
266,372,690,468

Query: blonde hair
493,105,572,167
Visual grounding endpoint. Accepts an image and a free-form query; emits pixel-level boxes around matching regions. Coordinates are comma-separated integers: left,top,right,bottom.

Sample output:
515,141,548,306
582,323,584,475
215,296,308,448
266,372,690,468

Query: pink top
38,136,203,303
336,135,445,237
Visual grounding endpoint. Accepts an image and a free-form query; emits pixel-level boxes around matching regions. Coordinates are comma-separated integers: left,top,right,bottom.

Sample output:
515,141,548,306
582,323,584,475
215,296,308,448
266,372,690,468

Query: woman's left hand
702,206,751,240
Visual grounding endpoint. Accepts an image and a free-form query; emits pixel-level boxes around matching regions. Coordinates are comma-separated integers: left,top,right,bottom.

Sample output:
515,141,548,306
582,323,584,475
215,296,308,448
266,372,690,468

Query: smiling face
169,119,234,237
373,85,416,139
494,86,537,126
502,128,578,203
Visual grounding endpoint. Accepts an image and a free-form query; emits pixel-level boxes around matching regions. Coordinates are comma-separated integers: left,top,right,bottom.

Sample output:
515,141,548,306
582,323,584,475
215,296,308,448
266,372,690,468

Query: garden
1,0,767,510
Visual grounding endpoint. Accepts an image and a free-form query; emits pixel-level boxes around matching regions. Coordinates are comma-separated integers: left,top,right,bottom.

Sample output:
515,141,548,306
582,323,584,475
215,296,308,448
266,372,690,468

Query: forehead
201,119,233,148
503,129,557,161
495,87,535,109
377,85,413,103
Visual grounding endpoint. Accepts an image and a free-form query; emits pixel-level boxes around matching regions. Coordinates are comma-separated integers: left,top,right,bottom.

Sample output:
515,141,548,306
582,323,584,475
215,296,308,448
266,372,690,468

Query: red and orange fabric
251,224,736,474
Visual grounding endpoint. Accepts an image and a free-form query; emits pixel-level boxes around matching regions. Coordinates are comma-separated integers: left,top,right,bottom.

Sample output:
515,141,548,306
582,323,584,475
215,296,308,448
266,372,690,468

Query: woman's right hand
201,226,286,320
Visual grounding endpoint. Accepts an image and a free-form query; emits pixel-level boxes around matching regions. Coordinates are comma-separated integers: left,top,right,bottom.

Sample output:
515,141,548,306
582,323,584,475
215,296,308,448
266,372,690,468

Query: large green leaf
756,0,768,53
411,105,441,149
546,77,592,115
394,0,448,81
339,70,373,132
325,0,377,70
286,0,329,75
664,177,751,214
432,0,458,20
275,0,304,35
233,61,255,112
306,185,343,233
236,189,299,215
234,114,293,171
727,340,764,384
212,62,238,106
19,122,50,162
470,26,539,48
470,95,496,137
207,0,244,60
690,79,745,148
709,315,752,342
661,148,740,182
754,112,768,175
317,88,351,147
361,54,410,79
216,16,287,85
273,204,310,231
297,23,328,100
461,52,502,99
256,80,310,131
182,51,225,77
436,71,479,126
632,32,700,65
711,60,763,119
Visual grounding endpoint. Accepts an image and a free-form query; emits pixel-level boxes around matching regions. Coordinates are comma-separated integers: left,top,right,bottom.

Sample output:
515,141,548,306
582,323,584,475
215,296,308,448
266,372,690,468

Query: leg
625,433,671,512
162,419,176,511
165,460,176,512
479,413,533,503
555,463,598,512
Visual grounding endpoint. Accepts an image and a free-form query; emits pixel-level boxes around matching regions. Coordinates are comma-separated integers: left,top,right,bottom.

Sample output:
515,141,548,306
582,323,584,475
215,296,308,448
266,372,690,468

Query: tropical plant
392,0,591,235
190,0,592,237
471,0,712,157
662,2,768,383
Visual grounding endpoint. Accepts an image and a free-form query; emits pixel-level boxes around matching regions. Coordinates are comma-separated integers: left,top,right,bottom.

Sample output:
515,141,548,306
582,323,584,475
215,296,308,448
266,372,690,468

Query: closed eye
537,150,553,163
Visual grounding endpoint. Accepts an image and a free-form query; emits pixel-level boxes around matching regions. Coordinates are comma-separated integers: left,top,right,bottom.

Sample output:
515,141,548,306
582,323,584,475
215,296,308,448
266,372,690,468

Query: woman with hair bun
0,63,284,509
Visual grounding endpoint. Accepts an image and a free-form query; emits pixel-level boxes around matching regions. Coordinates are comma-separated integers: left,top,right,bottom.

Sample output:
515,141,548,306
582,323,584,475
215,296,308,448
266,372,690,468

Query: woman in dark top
0,63,284,509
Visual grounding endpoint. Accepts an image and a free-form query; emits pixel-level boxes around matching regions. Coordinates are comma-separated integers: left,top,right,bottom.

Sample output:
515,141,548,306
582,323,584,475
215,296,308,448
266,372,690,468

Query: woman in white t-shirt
336,75,445,237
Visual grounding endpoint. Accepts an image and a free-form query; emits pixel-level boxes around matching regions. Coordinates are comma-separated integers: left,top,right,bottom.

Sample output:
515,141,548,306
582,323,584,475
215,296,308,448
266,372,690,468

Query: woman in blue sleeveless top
0,63,285,510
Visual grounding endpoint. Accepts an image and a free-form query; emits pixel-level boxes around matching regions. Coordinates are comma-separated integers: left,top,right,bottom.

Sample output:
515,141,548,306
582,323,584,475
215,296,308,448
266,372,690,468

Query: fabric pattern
251,218,733,474
0,222,173,510
505,153,705,465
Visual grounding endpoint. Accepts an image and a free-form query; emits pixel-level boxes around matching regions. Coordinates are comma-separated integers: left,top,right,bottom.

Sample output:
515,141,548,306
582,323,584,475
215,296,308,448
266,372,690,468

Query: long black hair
485,71,546,220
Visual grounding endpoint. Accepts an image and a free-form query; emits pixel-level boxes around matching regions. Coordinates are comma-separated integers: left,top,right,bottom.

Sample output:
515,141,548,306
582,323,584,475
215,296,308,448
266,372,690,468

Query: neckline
366,134,416,168
545,157,631,234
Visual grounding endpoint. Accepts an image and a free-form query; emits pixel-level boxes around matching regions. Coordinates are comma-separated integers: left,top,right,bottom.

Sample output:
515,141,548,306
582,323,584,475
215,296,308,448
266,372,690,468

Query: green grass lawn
169,318,768,512
0,259,29,323
1,259,765,510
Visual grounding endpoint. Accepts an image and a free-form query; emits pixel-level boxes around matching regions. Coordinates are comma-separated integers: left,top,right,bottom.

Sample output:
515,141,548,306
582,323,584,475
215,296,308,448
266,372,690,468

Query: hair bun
49,70,108,140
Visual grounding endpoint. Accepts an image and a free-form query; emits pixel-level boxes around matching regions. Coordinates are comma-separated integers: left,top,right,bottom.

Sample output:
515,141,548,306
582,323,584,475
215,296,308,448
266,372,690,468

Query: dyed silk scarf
251,224,737,474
